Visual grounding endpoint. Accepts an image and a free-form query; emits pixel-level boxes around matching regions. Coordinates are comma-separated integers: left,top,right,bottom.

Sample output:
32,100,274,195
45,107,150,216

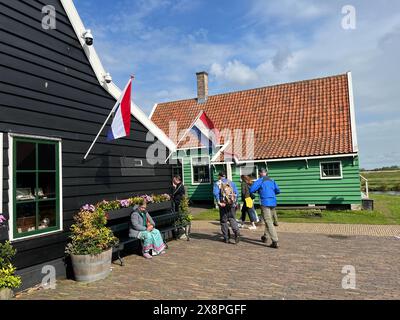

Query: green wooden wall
231,157,361,205
173,149,361,205
174,149,213,201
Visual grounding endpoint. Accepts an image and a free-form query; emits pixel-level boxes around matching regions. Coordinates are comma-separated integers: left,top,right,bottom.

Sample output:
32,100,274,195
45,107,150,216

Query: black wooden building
0,0,176,290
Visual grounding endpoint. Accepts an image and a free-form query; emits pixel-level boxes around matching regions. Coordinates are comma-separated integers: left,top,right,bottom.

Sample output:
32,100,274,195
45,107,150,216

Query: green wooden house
151,72,362,209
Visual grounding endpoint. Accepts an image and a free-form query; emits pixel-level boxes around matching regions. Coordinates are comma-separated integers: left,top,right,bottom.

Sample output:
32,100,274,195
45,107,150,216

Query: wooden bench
109,211,190,266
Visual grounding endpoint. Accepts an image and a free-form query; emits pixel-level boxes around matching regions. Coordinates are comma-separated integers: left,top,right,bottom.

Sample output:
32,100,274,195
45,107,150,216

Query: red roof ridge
155,72,349,106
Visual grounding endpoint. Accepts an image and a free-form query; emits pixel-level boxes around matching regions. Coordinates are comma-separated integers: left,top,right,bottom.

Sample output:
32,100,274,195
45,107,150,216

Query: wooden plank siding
231,157,362,206
0,0,173,272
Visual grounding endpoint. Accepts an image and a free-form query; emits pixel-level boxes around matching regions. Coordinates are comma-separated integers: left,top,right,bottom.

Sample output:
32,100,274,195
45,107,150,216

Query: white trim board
149,103,158,120
347,72,359,152
211,153,358,165
0,133,3,214
60,0,176,153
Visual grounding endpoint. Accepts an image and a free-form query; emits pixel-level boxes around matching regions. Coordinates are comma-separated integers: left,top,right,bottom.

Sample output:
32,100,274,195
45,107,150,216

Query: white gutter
347,71,359,153
211,153,358,165
60,0,176,153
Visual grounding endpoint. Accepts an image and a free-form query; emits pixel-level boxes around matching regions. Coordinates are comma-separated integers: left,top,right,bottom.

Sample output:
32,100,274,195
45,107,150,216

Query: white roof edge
149,103,158,120
347,71,359,153
60,0,176,152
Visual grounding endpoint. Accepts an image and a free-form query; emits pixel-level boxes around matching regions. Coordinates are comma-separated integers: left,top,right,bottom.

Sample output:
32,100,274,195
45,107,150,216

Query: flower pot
71,248,112,283
0,288,14,300
106,207,132,221
147,201,172,212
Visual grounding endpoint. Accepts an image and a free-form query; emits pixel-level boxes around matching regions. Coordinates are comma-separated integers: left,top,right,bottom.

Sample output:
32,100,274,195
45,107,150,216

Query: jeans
240,204,257,222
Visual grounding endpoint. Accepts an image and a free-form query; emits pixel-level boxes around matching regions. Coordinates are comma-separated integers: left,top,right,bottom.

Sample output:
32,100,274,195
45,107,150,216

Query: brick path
193,220,400,237
15,221,400,300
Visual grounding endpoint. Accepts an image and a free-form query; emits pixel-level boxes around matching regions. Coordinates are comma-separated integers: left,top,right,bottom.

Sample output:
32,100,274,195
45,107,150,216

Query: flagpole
164,110,204,163
83,77,133,160
210,140,230,162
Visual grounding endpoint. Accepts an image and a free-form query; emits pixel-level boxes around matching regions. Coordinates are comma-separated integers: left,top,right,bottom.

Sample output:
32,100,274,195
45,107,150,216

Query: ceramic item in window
16,188,34,201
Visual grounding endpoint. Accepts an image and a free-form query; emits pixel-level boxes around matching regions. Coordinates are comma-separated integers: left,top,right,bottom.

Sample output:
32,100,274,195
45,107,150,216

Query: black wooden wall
0,0,172,269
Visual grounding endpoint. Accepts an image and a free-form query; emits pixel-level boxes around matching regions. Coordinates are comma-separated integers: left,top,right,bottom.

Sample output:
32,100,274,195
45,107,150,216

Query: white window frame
320,161,343,180
8,133,63,242
191,155,211,185
0,133,3,214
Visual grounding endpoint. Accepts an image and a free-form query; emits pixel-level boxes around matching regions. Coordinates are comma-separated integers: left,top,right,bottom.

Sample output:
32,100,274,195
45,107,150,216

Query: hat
258,168,267,174
218,171,226,177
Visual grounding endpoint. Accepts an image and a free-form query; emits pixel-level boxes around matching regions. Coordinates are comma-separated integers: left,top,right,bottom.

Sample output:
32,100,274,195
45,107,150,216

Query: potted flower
0,241,22,300
65,208,119,283
175,196,193,240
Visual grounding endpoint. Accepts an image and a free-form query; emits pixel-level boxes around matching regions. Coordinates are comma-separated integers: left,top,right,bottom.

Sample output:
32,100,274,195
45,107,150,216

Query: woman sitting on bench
129,201,166,259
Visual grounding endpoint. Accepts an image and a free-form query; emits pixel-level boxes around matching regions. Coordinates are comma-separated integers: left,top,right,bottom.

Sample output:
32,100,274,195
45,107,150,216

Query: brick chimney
196,71,208,103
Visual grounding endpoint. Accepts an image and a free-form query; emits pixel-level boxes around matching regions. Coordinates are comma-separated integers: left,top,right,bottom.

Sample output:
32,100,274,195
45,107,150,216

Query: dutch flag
189,111,219,152
107,78,132,141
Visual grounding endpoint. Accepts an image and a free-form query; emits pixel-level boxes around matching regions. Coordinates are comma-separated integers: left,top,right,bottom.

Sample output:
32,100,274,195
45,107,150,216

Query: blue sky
74,0,400,169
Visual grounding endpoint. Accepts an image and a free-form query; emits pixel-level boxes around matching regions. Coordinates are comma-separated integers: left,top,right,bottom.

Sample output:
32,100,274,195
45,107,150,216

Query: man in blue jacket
250,168,281,248
213,171,240,244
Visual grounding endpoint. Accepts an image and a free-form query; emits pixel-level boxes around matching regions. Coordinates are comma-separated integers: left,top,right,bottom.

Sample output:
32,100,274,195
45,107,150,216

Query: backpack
219,180,236,205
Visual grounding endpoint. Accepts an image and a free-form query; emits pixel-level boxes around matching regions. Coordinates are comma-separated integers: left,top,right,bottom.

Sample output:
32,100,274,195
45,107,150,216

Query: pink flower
119,199,130,208
0,214,7,224
81,204,95,212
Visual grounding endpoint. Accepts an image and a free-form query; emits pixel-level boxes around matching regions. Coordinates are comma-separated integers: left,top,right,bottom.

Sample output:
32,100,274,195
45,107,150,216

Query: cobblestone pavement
193,220,400,237
15,222,400,300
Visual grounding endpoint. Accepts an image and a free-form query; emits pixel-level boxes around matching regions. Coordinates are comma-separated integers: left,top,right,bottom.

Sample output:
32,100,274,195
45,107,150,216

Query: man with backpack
250,168,281,249
213,171,240,244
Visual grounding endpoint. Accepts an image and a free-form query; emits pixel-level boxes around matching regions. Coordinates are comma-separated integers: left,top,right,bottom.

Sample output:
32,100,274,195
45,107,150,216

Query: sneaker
248,225,257,230
273,222,279,227
261,235,268,243
234,234,240,244
270,241,279,249
143,252,152,259
159,250,166,255
222,238,230,244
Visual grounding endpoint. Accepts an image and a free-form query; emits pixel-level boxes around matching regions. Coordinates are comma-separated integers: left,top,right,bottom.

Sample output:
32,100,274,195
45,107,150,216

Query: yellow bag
245,197,253,208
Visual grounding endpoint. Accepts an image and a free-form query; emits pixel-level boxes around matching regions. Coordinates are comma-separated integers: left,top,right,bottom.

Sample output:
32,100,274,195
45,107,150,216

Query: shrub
66,208,119,256
380,184,389,192
95,200,120,212
0,241,22,290
176,196,193,225
128,197,144,206
152,193,171,203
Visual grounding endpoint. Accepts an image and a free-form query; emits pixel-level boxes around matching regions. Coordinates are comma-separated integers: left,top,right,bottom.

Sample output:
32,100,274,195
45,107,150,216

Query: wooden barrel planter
71,248,112,283
0,288,14,300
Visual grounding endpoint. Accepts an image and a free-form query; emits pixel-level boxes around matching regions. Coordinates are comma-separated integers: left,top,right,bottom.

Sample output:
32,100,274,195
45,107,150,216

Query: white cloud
77,0,400,168
210,60,260,86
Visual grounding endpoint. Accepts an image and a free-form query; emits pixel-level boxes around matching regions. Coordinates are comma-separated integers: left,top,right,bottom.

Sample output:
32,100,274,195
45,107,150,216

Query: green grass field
361,170,400,191
192,194,400,225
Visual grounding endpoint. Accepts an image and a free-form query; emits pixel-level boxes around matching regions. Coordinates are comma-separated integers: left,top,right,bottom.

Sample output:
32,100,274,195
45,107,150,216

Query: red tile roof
151,74,355,161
